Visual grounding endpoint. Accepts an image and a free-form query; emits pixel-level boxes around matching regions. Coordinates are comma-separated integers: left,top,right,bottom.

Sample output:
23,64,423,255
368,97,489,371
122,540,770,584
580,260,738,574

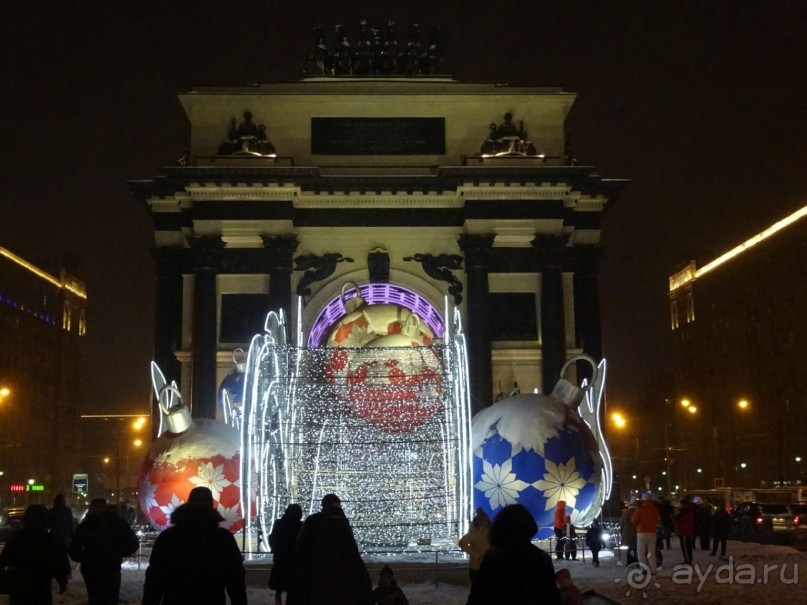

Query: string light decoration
240,305,473,551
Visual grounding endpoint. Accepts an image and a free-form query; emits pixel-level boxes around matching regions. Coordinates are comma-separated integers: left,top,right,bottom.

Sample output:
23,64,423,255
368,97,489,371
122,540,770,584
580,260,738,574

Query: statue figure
353,20,373,75
218,111,275,155
497,112,520,137
481,123,500,155
294,253,354,301
309,26,330,75
229,111,265,141
379,21,398,74
478,112,539,157
400,23,422,75
331,24,352,75
420,26,443,74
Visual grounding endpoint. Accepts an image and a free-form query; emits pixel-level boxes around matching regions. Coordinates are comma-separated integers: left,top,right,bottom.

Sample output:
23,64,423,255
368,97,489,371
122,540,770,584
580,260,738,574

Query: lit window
670,300,679,330
63,301,71,331
686,292,696,323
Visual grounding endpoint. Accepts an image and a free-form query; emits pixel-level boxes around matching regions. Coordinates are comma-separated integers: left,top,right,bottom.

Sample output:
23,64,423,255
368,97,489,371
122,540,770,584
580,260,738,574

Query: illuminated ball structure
138,419,248,532
472,394,603,539
326,302,442,434
345,332,443,433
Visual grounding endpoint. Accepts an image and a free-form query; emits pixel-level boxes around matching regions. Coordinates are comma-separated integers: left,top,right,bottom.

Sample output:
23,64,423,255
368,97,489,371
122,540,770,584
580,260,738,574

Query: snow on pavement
2,540,805,604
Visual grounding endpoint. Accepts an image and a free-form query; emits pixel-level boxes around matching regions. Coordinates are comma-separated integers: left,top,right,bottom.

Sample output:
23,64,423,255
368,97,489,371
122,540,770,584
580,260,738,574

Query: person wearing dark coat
675,497,696,565
584,519,604,567
292,493,371,605
658,497,674,549
695,499,713,550
269,503,304,605
370,565,409,605
710,504,731,557
142,486,247,605
69,497,139,605
468,503,561,605
47,493,75,552
47,493,75,579
0,504,69,605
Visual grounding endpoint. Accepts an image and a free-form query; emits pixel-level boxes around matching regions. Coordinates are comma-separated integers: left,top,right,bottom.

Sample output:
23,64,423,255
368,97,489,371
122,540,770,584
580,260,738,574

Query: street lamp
81,413,149,499
611,412,627,429
0,387,10,398
737,399,750,410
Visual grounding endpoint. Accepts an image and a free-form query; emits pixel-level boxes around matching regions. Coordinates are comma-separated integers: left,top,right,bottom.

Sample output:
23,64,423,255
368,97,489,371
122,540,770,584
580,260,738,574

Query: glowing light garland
240,306,472,551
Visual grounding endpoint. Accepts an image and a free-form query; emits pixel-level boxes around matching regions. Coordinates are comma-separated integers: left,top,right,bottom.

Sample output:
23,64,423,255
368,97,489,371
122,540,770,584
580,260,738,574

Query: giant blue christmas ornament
218,348,246,427
472,356,611,538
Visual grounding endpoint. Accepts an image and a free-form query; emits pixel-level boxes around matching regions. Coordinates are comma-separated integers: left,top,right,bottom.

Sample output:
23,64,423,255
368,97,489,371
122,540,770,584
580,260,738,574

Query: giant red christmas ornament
345,318,444,433
138,418,249,532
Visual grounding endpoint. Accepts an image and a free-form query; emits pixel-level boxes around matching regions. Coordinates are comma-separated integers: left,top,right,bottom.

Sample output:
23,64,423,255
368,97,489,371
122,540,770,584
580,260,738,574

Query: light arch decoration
307,281,446,347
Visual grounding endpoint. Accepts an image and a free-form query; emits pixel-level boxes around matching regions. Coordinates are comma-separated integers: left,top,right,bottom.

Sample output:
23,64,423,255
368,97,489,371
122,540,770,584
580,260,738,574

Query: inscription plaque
312,118,445,155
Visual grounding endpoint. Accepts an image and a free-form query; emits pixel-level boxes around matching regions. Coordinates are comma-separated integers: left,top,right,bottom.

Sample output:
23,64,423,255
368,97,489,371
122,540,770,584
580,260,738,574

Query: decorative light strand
241,307,472,550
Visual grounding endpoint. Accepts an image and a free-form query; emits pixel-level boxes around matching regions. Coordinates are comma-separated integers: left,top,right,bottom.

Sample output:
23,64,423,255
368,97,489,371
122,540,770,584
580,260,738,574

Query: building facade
0,247,86,505
130,76,625,429
668,205,807,490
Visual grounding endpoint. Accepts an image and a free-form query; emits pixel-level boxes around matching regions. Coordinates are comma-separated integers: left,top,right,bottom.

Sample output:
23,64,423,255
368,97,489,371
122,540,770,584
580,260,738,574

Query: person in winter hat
631,493,661,573
293,493,371,605
584,519,604,567
620,498,638,565
142,486,247,605
553,500,567,561
469,504,561,605
0,504,70,604
69,497,139,605
370,565,409,605
269,503,304,605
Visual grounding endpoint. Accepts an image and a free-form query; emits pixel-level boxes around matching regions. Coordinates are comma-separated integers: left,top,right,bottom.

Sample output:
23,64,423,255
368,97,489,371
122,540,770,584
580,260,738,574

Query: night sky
1,2,804,417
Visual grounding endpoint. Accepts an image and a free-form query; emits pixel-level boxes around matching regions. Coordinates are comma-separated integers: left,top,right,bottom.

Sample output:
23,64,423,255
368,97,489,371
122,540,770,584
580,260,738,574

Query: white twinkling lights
240,306,472,551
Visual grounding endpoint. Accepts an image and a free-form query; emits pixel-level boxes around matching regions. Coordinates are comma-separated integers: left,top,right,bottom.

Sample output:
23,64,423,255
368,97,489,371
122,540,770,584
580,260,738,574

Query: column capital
458,234,495,269
261,234,300,271
187,235,226,271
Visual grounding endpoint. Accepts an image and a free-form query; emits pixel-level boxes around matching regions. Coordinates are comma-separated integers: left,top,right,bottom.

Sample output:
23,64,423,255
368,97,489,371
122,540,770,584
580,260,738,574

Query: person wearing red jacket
675,497,696,565
631,493,661,572
553,501,567,561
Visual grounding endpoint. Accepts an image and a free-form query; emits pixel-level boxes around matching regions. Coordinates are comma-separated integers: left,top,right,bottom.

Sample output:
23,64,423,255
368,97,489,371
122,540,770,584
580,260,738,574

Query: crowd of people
0,494,139,605
1,488,736,604
619,492,732,569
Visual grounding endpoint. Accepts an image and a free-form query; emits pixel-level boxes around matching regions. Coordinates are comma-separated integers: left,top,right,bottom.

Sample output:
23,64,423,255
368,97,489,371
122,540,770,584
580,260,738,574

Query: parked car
0,506,26,543
731,502,806,540
770,503,807,534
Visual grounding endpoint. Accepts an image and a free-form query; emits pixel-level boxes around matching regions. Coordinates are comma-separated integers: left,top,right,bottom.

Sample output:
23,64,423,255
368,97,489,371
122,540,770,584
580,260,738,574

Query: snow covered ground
2,540,805,604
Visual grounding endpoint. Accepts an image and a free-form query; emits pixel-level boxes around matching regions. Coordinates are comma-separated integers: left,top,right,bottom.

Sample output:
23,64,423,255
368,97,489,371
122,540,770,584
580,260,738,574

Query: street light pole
664,423,672,496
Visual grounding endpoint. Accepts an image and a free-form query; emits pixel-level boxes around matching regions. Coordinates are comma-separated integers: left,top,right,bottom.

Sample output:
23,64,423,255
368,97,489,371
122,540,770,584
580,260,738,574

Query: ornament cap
550,354,598,409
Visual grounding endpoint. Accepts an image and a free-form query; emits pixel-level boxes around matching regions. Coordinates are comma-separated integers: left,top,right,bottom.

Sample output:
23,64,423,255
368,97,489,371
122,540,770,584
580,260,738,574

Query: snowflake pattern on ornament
188,462,230,500
141,480,159,513
475,458,530,510
217,504,241,529
158,493,185,522
532,457,587,510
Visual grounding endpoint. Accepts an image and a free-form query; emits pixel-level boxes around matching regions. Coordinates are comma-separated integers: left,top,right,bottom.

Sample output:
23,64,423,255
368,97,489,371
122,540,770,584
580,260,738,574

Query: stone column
533,235,568,392
152,247,184,433
188,235,225,419
458,234,495,415
573,247,603,383
261,234,299,323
